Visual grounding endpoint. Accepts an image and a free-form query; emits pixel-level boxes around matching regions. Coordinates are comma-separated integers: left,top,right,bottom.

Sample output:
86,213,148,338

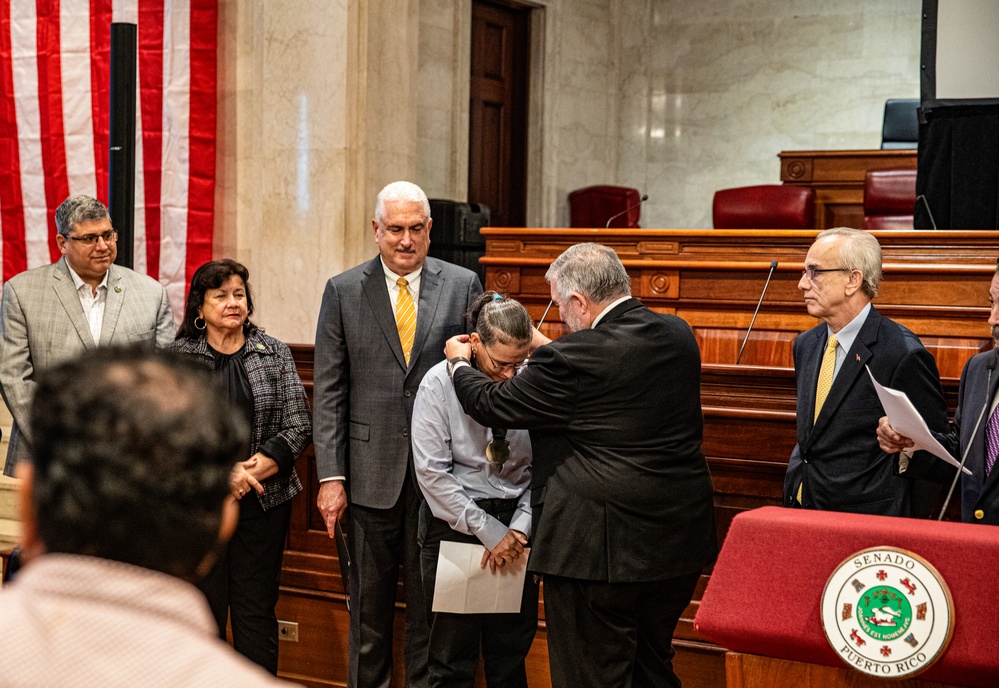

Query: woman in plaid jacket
170,259,312,675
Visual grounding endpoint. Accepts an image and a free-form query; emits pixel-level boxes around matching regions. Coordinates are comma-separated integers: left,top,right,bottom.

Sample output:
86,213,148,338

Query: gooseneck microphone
736,260,779,365
937,349,998,520
605,194,649,228
916,194,938,230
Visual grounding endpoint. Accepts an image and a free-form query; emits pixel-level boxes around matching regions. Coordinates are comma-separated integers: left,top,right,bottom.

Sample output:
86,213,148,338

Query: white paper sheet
432,541,530,614
866,366,971,475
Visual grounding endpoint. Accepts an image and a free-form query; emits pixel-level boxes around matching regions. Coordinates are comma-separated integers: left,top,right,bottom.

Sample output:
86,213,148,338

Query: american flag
0,0,216,321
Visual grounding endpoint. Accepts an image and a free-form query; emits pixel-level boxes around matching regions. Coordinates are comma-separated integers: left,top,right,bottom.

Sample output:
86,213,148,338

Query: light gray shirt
826,302,872,380
412,360,532,550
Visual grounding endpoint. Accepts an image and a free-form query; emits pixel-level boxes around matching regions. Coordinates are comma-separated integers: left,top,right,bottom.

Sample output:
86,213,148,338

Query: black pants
543,571,700,688
199,498,293,675
348,472,430,688
419,499,539,688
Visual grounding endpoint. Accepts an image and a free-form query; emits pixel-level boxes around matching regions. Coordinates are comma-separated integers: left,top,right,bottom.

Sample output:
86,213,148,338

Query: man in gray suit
1,194,175,477
313,181,482,688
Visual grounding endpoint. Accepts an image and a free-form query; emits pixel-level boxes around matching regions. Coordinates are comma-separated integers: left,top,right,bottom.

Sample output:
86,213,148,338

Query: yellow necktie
396,277,416,365
813,333,838,422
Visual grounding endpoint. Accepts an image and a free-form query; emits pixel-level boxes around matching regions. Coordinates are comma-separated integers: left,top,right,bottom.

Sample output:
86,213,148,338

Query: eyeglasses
477,343,526,373
66,229,118,245
801,267,850,281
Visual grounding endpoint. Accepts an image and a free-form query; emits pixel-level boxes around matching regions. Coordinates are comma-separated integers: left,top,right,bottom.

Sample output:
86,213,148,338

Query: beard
993,324,999,348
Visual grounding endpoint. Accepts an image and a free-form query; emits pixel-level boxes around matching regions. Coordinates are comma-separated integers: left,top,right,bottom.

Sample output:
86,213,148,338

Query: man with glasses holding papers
412,291,539,688
784,227,949,517
877,259,999,525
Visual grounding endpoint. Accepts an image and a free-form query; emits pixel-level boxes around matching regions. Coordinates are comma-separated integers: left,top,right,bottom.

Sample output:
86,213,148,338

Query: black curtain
916,104,999,229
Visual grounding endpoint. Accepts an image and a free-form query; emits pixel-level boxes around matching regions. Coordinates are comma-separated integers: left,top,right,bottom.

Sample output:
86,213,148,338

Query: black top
209,344,294,517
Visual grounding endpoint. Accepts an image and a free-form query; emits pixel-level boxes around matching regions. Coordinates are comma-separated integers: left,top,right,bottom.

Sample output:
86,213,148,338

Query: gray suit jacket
313,256,481,509
1,258,175,474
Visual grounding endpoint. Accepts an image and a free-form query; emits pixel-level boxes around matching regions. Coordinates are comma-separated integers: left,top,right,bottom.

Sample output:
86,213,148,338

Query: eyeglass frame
64,229,118,246
801,266,851,282
476,341,527,373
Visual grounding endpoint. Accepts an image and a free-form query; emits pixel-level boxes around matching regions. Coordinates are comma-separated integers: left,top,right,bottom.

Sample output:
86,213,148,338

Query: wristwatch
447,356,471,378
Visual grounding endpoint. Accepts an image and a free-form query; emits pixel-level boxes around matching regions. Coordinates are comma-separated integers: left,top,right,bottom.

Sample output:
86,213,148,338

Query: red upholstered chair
862,168,917,230
712,185,815,229
568,185,641,228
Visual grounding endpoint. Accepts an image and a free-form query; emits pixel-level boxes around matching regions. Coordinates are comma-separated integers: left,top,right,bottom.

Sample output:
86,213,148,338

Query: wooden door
468,0,530,227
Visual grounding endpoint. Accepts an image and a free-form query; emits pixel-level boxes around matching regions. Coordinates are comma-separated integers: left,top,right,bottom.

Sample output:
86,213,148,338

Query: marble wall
612,0,922,229
213,0,921,342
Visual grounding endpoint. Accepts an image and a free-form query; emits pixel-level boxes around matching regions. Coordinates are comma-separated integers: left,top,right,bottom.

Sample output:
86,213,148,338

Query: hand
244,452,279,482
480,529,528,573
877,416,914,455
318,480,348,538
230,463,264,500
444,335,472,362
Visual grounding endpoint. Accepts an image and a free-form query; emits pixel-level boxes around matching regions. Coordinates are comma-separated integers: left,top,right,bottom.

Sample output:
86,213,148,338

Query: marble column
217,0,422,344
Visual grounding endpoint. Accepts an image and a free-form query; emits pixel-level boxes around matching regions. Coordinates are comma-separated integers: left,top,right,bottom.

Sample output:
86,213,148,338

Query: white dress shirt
66,264,110,345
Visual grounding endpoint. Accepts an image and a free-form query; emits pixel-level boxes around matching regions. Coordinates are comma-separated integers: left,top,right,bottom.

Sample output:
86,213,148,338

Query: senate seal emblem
820,546,953,679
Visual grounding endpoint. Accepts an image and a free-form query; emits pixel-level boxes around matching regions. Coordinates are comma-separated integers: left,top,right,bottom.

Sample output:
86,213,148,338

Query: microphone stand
736,260,779,365
605,194,649,228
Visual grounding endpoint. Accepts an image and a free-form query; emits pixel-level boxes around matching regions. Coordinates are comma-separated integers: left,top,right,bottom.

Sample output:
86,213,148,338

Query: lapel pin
855,354,861,362
256,343,265,351
114,286,122,293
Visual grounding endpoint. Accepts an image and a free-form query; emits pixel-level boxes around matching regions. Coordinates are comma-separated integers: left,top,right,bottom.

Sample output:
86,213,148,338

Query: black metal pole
108,22,137,268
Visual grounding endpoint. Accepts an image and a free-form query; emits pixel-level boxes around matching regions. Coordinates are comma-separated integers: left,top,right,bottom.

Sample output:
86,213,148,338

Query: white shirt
0,554,293,687
591,295,631,328
66,264,110,345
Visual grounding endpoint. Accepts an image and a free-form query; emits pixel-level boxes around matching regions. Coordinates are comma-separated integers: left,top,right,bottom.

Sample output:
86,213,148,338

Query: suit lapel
798,327,825,439
51,258,97,349
361,257,408,370
809,309,879,441
100,266,124,345
411,261,443,375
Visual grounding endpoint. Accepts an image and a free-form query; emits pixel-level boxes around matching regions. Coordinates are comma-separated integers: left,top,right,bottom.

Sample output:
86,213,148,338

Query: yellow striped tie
813,333,838,422
396,277,417,365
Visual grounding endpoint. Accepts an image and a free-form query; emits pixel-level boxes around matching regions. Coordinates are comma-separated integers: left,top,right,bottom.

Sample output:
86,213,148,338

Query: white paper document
432,541,530,614
866,366,971,475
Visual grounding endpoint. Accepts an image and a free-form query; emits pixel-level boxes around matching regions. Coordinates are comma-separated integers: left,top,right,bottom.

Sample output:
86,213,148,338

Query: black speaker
108,23,137,268
428,200,490,284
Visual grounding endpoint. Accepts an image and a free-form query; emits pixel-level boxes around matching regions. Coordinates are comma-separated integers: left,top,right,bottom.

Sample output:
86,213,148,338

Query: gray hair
469,291,532,347
545,242,631,303
374,181,430,225
815,227,882,299
55,195,110,236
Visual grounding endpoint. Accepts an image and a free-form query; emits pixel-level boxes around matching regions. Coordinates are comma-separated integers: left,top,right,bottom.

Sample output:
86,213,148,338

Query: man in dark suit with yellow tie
313,181,482,688
784,227,948,517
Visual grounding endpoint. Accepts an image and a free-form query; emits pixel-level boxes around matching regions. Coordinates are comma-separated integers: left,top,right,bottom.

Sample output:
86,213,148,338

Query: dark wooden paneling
779,149,917,230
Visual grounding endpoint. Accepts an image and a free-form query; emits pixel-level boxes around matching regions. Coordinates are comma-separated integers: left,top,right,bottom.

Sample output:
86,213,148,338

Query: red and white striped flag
0,0,216,321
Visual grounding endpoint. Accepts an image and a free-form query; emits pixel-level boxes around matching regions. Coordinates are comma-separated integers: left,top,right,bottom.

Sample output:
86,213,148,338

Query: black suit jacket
933,351,999,524
784,307,948,516
452,298,717,583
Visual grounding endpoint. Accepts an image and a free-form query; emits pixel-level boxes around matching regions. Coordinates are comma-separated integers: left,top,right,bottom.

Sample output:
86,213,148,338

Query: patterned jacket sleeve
263,339,313,472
